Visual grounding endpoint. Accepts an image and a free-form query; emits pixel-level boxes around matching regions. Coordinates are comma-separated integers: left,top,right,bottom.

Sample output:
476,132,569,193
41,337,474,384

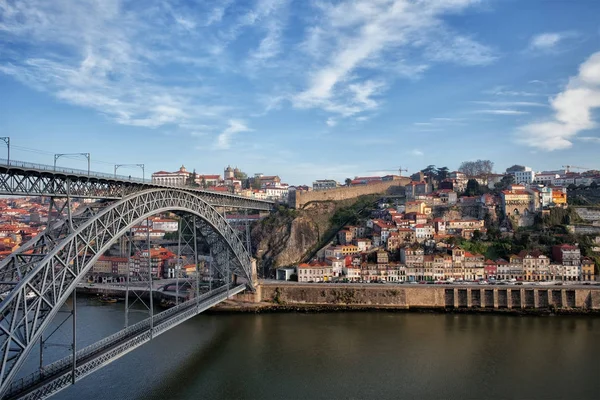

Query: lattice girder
0,188,254,395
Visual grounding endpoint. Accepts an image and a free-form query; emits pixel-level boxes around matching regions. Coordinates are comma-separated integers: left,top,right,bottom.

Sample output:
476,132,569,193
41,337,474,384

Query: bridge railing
4,284,233,397
0,158,151,184
0,158,275,205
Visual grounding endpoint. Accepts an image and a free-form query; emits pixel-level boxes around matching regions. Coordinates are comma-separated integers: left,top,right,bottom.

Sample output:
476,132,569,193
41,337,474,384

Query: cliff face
252,202,340,276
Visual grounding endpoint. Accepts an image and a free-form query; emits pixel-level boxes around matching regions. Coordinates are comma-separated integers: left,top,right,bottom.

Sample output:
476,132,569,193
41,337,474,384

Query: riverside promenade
226,281,600,313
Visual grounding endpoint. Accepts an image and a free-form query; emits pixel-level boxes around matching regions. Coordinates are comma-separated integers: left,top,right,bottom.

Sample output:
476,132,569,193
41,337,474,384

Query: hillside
251,196,378,278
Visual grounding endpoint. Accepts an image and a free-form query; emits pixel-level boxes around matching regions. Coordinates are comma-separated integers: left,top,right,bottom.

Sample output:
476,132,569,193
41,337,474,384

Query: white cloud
472,101,546,107
516,52,600,151
326,118,337,127
530,33,563,50
414,122,434,126
529,31,577,52
484,87,543,97
214,120,252,150
292,0,494,118
0,0,283,134
475,109,530,115
411,149,424,156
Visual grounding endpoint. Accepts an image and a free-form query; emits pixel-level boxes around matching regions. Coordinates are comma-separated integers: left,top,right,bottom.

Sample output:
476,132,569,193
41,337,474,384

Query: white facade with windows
513,168,535,184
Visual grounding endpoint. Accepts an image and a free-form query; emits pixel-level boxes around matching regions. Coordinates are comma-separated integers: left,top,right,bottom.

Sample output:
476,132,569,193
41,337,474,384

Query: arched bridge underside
0,188,257,397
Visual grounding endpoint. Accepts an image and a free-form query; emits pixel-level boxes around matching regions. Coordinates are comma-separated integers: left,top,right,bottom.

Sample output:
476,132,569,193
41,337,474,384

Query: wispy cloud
475,109,530,115
411,149,424,156
528,31,578,52
484,86,544,97
0,0,288,137
325,118,338,127
214,120,252,150
471,101,547,107
292,0,495,119
515,51,600,150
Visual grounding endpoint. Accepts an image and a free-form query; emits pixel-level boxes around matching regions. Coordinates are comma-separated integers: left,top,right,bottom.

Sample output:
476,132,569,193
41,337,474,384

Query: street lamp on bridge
114,164,145,181
54,153,91,175
0,137,9,164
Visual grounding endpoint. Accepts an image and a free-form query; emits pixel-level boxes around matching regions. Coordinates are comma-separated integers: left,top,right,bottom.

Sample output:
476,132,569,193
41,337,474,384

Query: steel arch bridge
0,176,273,399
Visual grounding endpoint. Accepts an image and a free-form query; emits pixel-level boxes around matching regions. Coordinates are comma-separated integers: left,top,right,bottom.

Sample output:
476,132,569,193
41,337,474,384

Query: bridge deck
5,284,246,400
0,158,274,209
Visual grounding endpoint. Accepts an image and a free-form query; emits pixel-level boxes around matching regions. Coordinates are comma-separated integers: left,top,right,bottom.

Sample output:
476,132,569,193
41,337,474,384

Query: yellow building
552,190,567,206
582,257,595,281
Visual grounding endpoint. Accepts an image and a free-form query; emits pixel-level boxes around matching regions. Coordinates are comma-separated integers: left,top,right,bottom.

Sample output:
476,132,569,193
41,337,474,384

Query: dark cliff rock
251,202,337,276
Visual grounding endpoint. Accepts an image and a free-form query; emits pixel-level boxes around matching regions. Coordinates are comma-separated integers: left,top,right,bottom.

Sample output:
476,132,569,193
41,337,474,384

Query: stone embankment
218,282,600,315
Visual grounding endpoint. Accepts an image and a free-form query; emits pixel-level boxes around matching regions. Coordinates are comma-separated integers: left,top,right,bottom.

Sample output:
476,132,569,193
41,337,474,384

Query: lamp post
0,137,9,164
114,164,145,180
54,153,91,175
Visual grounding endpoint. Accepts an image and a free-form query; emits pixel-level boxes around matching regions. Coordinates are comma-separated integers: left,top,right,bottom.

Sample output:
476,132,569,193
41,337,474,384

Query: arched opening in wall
513,208,520,216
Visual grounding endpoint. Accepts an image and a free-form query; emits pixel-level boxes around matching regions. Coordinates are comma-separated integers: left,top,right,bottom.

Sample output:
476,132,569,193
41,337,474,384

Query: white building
535,172,559,185
265,185,289,201
152,218,178,232
513,167,536,184
313,180,339,191
151,166,190,186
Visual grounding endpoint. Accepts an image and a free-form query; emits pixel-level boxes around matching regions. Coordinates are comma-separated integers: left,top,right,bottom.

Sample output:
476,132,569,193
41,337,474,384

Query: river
27,297,600,399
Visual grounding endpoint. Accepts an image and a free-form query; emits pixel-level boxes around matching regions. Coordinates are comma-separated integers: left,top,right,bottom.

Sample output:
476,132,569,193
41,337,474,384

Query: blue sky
1,0,600,185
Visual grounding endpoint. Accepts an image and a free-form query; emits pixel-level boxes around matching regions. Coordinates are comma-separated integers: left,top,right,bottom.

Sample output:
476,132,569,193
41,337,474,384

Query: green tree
591,181,598,189
186,169,199,187
436,166,449,182
251,177,262,190
568,183,577,191
465,179,481,196
201,177,207,188
421,165,436,183
345,178,352,186
494,174,514,191
234,170,248,180
472,230,483,242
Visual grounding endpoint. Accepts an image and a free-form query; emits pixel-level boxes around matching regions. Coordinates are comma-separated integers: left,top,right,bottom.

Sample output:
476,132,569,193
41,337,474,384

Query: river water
33,298,600,399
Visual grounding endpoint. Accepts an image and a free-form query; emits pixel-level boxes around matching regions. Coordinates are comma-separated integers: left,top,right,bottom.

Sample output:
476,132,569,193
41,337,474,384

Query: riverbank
211,282,600,316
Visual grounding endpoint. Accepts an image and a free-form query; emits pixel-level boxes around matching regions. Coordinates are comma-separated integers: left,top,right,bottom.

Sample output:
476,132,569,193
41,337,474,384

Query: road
259,279,600,290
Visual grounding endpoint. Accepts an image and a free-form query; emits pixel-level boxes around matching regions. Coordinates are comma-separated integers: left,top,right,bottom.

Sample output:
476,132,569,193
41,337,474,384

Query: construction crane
367,166,409,177
562,165,590,173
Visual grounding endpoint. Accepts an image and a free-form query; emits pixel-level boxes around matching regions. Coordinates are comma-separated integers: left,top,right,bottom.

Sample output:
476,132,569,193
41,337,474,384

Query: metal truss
5,284,245,400
0,163,273,210
0,188,256,396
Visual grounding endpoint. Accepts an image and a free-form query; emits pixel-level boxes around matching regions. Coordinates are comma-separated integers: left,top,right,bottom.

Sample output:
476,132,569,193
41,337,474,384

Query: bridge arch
0,188,254,394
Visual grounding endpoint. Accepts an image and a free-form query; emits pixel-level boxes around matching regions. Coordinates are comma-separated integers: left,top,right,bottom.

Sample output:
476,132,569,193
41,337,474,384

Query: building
313,180,338,191
581,257,595,281
297,262,332,282
151,166,190,186
500,186,534,218
512,167,535,184
552,244,581,266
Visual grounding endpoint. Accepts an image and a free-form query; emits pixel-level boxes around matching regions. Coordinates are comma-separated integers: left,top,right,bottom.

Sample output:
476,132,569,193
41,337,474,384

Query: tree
251,177,262,190
234,170,247,180
186,169,199,187
591,181,598,189
459,159,494,177
568,183,577,191
436,166,449,182
471,230,483,242
201,177,207,189
465,179,481,196
494,174,514,191
345,178,352,187
421,165,436,183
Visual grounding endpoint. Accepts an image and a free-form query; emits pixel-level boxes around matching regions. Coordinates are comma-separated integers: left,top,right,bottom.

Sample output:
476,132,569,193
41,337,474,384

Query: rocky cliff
251,197,376,277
